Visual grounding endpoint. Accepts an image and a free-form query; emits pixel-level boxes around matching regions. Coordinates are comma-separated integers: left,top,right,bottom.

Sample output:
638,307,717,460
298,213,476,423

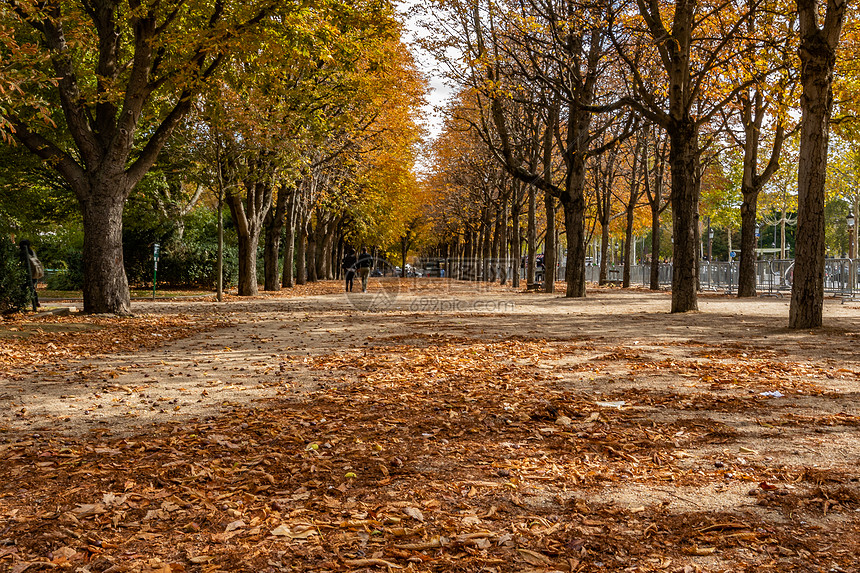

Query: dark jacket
357,252,372,269
343,253,357,273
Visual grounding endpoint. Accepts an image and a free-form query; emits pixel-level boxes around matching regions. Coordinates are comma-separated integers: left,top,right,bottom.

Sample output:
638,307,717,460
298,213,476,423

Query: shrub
46,249,84,291
0,238,31,313
156,242,238,288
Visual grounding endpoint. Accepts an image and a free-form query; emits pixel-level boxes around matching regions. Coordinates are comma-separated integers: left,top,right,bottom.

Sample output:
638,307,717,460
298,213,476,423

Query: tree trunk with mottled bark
263,186,289,291
669,120,700,313
227,180,273,296
282,191,297,288
790,0,845,328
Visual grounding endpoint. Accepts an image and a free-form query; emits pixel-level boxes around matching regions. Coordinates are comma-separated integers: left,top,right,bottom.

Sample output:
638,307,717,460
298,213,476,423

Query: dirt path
1,280,859,572
5,282,858,441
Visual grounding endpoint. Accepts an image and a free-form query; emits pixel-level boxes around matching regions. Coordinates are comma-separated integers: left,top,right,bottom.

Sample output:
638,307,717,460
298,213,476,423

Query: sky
396,1,454,139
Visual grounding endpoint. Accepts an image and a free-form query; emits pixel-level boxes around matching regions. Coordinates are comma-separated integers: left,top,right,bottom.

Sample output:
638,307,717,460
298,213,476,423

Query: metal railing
429,258,859,299
619,259,858,298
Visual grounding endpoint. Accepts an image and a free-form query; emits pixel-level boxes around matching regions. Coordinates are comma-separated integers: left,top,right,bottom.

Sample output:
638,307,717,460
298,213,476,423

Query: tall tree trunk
464,231,473,281
263,186,289,291
481,216,493,282
562,156,588,298
623,205,635,288
282,191,297,288
81,185,131,314
623,135,643,288
736,88,786,297
511,190,521,288
401,235,409,277
644,128,667,291
527,185,536,284
296,226,308,285
544,195,556,292
334,239,344,280
790,1,843,327
235,226,261,296
500,191,510,285
312,220,325,281
649,208,660,289
599,215,610,285
669,120,700,312
737,192,759,296
315,219,334,280
306,225,318,283
491,207,501,282
226,181,273,296
555,214,561,285
542,111,556,293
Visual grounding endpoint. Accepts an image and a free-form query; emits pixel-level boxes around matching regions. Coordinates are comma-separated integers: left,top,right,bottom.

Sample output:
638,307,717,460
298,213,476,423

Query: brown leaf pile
0,314,229,374
2,324,860,572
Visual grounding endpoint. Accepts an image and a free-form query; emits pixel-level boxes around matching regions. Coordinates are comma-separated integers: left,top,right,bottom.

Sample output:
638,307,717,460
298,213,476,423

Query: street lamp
708,227,714,262
756,224,761,258
849,212,856,259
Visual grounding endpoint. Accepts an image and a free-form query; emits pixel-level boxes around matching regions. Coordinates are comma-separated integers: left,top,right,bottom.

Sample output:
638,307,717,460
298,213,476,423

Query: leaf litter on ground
1,292,859,572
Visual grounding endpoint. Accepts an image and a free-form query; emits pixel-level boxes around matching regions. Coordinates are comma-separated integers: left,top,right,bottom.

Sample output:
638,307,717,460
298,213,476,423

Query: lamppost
756,224,761,257
848,212,856,259
708,227,714,262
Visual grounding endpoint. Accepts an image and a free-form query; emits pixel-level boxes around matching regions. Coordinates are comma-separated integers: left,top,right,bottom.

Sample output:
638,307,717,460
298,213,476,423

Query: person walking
356,247,372,292
19,240,43,311
342,248,357,292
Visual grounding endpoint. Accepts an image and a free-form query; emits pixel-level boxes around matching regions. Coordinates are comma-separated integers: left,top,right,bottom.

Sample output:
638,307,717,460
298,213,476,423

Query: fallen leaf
270,523,319,539
518,548,552,566
686,546,717,556
343,558,402,569
51,546,78,563
72,503,107,517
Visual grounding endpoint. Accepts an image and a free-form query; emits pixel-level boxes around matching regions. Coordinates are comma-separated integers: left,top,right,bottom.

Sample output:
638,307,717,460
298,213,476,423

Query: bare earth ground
1,279,859,573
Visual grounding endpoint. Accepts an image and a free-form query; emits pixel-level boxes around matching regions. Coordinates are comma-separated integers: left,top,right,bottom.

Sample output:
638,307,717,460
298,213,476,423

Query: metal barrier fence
611,259,858,298
433,258,859,299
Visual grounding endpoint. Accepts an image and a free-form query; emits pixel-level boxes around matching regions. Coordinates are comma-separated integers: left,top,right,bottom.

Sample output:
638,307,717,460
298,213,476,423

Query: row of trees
417,0,855,327
0,0,426,314
3,0,857,330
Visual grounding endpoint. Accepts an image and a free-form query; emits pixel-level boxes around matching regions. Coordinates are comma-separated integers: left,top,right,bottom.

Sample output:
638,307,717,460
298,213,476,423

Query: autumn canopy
0,0,859,327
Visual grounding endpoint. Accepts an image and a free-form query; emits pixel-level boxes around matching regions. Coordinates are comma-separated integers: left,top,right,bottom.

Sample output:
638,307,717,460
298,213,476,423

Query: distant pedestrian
342,248,357,292
356,247,372,292
19,240,43,311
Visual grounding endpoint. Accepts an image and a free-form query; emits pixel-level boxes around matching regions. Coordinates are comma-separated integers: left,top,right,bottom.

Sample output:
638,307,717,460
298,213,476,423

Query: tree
2,0,271,313
429,0,626,297
716,1,798,295
619,126,647,287
641,125,670,289
199,0,416,294
204,55,292,296
591,131,622,285
425,100,509,282
613,0,760,311
789,0,847,328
